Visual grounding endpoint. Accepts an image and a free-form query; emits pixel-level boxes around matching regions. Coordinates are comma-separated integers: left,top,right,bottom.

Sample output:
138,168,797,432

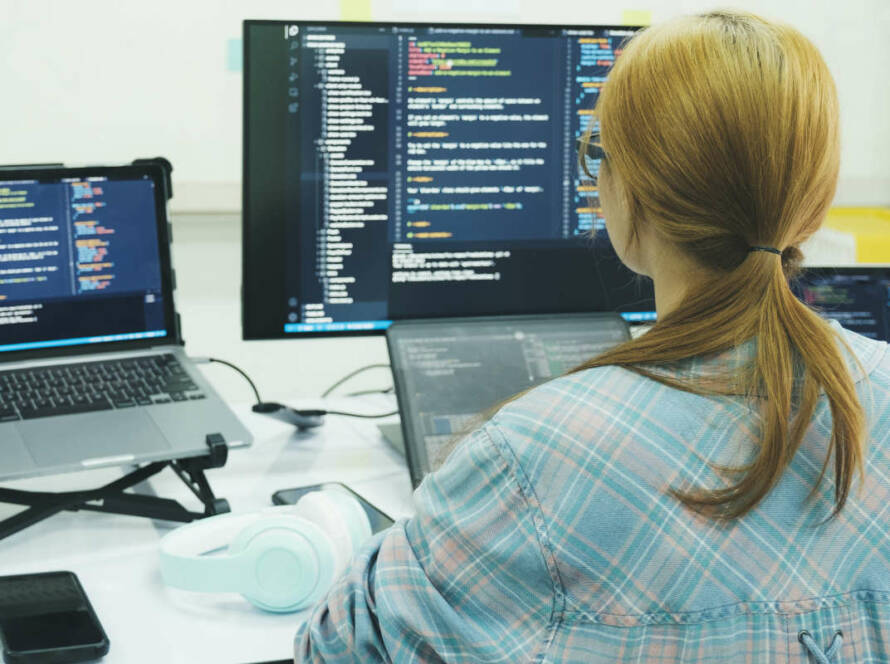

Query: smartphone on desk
272,482,395,533
0,571,109,663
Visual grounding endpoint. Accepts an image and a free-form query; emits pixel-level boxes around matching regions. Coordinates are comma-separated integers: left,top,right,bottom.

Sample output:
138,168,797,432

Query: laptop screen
387,313,630,487
0,165,173,357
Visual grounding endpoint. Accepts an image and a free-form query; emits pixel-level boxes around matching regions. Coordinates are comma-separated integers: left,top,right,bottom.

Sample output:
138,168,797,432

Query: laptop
386,313,630,488
0,162,251,482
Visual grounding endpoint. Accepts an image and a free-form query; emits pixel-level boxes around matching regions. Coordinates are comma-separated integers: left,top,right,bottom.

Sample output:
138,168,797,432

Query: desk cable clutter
196,357,398,430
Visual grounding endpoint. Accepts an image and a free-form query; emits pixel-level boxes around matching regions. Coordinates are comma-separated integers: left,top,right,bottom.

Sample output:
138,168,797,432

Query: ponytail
567,249,864,520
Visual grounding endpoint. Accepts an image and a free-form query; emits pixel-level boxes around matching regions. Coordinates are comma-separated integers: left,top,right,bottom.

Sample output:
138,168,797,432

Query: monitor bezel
0,163,178,364
242,19,645,340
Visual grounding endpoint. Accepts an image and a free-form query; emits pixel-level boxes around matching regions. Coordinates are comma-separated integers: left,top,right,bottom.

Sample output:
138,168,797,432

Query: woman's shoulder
485,324,890,481
496,363,649,428
487,362,685,475
835,323,890,383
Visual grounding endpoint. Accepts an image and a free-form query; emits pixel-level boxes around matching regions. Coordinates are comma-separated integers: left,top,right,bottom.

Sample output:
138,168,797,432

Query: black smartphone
0,571,109,664
272,482,395,533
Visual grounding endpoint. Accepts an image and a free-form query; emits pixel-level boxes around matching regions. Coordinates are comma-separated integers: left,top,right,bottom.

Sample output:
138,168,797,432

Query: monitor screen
243,20,656,338
792,266,890,342
0,166,173,357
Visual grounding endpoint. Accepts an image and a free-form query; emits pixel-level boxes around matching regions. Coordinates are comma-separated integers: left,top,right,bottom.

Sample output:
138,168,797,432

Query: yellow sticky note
341,0,372,21
826,207,890,263
621,9,652,26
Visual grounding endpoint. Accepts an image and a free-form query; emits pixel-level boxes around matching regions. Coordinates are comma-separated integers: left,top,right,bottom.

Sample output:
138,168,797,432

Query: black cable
206,357,262,404
345,386,394,397
201,357,397,419
321,363,391,398
323,409,400,419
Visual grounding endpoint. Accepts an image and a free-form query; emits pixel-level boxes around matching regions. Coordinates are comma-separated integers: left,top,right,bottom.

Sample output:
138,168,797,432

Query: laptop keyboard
0,354,205,422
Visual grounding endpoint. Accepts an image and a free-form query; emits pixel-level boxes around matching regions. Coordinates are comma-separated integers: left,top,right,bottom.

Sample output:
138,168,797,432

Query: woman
296,10,890,662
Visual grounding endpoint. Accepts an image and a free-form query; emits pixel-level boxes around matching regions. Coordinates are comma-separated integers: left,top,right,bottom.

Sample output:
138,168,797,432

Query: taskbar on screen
283,312,656,334
0,330,167,354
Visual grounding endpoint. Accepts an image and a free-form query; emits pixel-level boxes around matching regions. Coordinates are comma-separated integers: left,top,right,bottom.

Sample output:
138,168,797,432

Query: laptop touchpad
0,424,38,478
19,410,170,468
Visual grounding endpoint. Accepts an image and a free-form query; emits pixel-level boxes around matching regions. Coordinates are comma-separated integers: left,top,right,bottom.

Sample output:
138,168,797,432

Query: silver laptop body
0,162,251,482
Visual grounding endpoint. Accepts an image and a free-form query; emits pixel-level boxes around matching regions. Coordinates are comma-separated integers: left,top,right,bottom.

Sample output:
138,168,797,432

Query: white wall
1,0,888,212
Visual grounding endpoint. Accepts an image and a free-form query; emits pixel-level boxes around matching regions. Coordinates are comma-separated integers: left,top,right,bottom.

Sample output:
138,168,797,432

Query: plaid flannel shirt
296,324,890,662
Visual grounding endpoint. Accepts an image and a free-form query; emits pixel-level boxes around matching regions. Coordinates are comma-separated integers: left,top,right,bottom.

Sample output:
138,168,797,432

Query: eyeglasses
576,132,607,182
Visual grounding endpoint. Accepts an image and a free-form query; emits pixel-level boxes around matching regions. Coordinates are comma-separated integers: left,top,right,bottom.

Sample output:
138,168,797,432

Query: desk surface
0,398,415,664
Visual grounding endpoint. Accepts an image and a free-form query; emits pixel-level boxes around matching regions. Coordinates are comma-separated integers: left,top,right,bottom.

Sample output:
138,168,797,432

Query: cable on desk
193,356,398,420
346,386,394,397
195,357,262,404
321,363,391,398
324,408,400,419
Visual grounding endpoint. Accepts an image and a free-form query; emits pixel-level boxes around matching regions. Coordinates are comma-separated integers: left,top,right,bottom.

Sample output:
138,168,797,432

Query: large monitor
242,19,655,338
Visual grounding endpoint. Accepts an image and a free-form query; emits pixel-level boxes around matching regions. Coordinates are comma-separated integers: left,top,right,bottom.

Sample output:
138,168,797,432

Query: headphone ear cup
228,515,337,613
293,491,355,575
322,488,373,552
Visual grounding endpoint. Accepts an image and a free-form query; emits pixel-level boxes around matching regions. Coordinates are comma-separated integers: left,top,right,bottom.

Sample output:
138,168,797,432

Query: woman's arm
294,426,555,663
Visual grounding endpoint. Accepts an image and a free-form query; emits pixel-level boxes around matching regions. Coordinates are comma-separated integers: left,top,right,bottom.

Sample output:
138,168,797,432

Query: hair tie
748,245,782,255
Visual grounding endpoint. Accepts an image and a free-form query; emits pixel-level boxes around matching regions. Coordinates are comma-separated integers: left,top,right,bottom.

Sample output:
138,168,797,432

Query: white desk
0,397,416,664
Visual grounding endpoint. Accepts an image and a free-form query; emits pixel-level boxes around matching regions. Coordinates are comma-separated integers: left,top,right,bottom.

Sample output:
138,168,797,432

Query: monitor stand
377,421,405,457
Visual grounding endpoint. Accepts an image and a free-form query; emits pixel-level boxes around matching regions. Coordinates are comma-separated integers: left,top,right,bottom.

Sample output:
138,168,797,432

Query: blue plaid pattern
296,325,890,662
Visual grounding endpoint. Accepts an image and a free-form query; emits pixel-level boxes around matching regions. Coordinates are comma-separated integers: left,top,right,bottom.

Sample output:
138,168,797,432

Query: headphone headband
158,490,372,612
159,506,306,594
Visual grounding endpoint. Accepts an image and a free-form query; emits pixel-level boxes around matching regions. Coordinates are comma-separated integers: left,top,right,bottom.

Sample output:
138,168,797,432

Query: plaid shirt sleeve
294,425,555,663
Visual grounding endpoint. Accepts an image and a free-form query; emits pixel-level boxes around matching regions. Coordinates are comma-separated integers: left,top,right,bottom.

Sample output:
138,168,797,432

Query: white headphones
159,488,372,613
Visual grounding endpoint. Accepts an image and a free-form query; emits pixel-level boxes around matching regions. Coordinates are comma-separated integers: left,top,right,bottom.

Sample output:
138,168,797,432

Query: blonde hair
576,10,864,519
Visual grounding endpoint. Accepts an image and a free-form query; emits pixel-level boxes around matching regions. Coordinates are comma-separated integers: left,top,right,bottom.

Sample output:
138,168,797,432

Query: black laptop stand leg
0,498,71,541
0,433,230,542
0,462,169,541
170,433,231,516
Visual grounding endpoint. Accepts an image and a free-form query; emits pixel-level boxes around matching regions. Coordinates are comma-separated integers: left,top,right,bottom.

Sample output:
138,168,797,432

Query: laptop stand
0,433,230,542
